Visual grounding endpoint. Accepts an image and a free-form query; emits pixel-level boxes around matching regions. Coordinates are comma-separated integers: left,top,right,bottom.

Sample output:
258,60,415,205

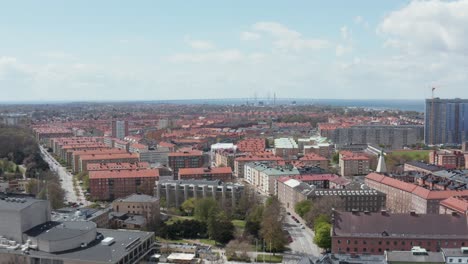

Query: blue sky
1,0,468,101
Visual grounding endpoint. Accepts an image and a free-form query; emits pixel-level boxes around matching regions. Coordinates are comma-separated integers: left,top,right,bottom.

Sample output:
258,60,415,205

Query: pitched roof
333,211,468,239
89,169,159,179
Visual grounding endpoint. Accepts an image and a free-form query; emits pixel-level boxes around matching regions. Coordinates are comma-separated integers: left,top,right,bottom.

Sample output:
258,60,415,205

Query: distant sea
0,99,425,112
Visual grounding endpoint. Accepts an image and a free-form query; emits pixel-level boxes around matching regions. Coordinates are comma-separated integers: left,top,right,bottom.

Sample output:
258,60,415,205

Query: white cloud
241,31,261,41
340,26,350,41
39,51,75,60
184,37,215,50
354,15,369,28
252,21,329,51
168,50,245,63
336,45,352,57
378,0,468,55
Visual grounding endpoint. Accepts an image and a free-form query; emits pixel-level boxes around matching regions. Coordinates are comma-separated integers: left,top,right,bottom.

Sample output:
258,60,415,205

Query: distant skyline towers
111,120,129,139
425,98,468,145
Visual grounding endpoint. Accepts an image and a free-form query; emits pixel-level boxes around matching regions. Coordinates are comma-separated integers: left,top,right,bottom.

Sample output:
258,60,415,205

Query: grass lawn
166,215,195,225
232,220,246,229
255,254,283,263
199,239,217,246
390,150,430,161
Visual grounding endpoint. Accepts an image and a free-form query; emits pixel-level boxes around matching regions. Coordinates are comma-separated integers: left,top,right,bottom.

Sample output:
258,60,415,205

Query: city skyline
1,0,468,101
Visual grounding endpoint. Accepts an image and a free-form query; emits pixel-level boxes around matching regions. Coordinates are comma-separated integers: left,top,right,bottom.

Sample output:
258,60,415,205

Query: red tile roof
87,162,150,171
440,196,468,213
300,153,327,161
89,168,159,179
80,153,139,161
179,167,232,175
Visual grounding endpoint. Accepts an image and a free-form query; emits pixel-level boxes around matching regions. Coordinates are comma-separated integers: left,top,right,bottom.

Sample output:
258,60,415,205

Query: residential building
89,169,159,200
339,151,370,176
330,125,424,149
234,153,283,179
425,98,468,145
111,120,129,139
87,162,150,171
178,167,233,181
155,179,244,208
274,137,299,159
168,150,204,178
78,153,139,173
429,150,466,169
237,138,265,152
244,162,299,195
297,153,329,170
139,147,170,165
331,211,468,255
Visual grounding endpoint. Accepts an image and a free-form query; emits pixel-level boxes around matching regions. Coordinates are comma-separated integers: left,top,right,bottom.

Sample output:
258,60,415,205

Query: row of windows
337,240,465,247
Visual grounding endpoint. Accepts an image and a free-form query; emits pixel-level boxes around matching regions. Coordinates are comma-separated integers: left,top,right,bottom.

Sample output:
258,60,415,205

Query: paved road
284,214,321,257
39,145,89,207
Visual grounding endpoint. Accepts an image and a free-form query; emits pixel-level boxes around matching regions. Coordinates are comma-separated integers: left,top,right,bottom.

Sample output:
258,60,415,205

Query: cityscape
2,1,468,264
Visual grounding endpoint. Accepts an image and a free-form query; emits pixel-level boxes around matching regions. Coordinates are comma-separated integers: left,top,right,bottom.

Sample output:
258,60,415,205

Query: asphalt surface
284,213,321,257
39,146,89,207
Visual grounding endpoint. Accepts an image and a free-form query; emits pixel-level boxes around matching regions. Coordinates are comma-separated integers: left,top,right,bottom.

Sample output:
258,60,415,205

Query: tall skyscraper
112,120,129,139
425,98,468,145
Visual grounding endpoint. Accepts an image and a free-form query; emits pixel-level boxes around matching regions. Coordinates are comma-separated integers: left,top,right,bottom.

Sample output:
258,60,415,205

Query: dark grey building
331,125,424,149
425,98,468,145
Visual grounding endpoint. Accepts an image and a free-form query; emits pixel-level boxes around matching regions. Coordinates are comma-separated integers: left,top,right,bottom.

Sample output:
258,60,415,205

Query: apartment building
429,149,466,169
178,167,233,182
86,162,150,171
71,148,127,172
244,162,299,195
339,151,370,176
404,161,444,174
168,150,204,178
274,137,299,159
234,153,283,179
297,153,329,170
78,153,140,173
89,168,159,200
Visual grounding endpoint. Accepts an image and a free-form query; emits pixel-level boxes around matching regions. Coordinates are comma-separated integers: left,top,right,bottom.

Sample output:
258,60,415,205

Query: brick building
178,167,232,181
168,150,204,178
331,211,468,255
297,153,329,170
365,172,468,214
439,196,468,215
89,168,159,200
234,153,283,179
429,150,466,169
339,151,370,176
78,153,139,173
86,161,149,171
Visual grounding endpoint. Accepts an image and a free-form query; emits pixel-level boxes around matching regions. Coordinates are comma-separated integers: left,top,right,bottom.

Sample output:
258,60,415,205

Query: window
347,240,350,245
337,240,341,244
378,248,382,252
393,241,397,246
354,240,358,245
363,248,367,252
378,241,382,245
346,248,350,252
363,241,367,245
386,241,390,245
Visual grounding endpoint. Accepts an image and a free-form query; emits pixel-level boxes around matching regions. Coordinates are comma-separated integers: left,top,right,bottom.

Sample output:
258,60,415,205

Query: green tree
208,211,234,244
313,222,331,249
245,205,264,238
294,200,312,217
260,197,286,253
194,198,219,222
181,198,196,215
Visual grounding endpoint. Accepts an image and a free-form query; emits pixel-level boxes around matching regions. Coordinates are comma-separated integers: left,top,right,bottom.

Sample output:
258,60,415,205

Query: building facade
425,98,468,145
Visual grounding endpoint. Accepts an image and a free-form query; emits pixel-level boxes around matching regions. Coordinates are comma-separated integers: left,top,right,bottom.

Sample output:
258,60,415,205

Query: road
39,145,90,207
284,213,321,257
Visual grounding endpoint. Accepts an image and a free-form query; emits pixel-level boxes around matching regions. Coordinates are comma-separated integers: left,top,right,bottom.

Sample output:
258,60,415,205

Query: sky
1,0,468,101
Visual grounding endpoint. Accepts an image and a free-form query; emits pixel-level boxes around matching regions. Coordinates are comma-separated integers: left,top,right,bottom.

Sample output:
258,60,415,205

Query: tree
194,198,219,223
294,200,312,217
245,205,263,238
181,198,195,215
47,182,65,209
260,197,286,253
314,222,331,249
208,211,234,244
305,196,344,228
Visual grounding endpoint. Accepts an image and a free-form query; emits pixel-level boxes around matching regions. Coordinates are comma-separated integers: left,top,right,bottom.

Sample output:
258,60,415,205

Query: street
39,145,90,207
284,213,321,257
